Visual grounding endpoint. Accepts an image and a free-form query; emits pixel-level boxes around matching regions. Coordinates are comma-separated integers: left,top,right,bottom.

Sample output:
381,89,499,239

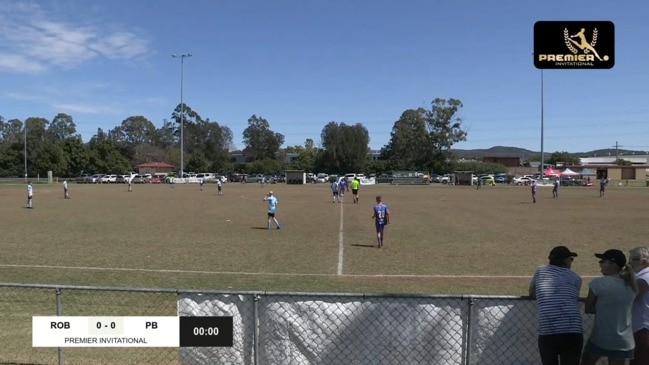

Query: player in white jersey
26,181,33,208
63,179,69,199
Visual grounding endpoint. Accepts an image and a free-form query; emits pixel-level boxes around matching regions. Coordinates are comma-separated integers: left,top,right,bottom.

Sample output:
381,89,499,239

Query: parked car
513,176,534,185
86,174,103,184
246,174,265,184
480,175,495,186
132,175,148,184
76,174,91,183
560,177,580,186
102,174,117,183
494,174,508,184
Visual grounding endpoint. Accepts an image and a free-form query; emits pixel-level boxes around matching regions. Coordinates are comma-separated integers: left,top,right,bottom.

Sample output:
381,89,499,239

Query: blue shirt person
263,191,280,230
372,195,390,248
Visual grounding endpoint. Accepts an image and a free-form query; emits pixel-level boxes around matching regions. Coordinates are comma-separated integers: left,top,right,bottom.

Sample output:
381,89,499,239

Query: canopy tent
561,168,580,176
580,168,596,176
543,167,561,177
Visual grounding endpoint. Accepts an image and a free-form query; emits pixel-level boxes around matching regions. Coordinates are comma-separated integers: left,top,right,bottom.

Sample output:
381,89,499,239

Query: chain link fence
1,283,605,365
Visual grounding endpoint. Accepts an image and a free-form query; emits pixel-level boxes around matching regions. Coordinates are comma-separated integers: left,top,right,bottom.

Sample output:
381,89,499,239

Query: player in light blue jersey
263,191,280,230
372,195,390,248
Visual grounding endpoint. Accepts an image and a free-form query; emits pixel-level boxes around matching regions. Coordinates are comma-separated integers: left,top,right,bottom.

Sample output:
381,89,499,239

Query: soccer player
339,178,347,198
351,177,360,204
599,178,608,197
217,178,223,195
531,180,538,204
199,178,204,191
63,179,69,199
552,179,559,198
331,179,340,203
372,195,390,248
26,181,33,208
263,191,280,230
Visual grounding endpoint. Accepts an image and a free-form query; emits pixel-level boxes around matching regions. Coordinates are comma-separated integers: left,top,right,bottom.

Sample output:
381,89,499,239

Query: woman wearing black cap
582,249,638,365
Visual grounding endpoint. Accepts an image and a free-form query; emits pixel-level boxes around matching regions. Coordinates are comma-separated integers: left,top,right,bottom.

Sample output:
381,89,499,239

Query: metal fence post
465,296,475,365
55,287,64,365
253,293,260,365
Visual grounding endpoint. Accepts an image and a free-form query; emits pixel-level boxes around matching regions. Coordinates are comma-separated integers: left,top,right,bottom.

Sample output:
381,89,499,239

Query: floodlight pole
172,53,192,178
24,120,27,181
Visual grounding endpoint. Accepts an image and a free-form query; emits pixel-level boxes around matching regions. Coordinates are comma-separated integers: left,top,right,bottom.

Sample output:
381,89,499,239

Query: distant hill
451,146,536,159
451,146,648,160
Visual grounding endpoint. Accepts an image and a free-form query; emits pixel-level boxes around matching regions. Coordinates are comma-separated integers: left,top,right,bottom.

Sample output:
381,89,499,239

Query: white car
101,174,117,183
316,173,329,183
513,176,534,185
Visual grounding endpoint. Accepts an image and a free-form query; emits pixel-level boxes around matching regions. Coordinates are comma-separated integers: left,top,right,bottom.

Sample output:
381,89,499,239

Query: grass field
1,180,647,296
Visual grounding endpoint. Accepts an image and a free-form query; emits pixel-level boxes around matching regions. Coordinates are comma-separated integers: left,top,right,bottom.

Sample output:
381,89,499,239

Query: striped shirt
530,265,582,335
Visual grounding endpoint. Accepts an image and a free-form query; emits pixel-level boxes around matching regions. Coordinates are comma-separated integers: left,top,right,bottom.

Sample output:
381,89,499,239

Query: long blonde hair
620,263,638,293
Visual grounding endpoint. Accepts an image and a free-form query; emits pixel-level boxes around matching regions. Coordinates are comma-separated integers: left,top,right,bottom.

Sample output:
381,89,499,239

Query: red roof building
137,162,176,175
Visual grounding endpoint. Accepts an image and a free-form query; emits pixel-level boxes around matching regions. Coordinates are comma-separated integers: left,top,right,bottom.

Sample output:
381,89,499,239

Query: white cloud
0,2,150,73
53,102,121,115
0,53,46,74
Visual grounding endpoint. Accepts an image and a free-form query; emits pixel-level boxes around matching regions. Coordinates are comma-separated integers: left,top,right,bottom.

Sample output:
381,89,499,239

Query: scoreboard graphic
33,316,233,347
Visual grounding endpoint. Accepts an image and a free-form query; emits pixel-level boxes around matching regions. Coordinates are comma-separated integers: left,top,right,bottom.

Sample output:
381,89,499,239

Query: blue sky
1,0,648,153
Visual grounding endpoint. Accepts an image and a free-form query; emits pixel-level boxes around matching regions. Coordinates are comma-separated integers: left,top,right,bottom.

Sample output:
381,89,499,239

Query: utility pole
612,141,623,162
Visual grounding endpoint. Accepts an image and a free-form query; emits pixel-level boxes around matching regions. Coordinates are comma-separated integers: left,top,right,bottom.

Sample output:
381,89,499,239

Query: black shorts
332,191,339,196
352,189,359,195
267,212,275,218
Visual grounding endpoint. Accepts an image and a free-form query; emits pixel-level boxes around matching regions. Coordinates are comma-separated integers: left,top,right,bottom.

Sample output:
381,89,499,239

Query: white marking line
337,200,345,276
0,264,599,279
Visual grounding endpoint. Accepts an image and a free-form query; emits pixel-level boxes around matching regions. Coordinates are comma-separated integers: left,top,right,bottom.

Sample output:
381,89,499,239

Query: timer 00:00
193,327,219,336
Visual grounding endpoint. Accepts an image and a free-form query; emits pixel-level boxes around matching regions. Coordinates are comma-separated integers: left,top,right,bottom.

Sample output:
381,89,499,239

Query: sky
1,0,649,153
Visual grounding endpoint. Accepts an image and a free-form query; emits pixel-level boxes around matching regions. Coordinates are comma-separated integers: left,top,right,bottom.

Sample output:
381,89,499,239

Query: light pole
24,120,27,181
172,53,192,178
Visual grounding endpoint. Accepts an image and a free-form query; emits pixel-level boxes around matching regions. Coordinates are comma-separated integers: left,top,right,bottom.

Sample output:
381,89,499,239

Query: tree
320,122,370,173
381,108,432,170
242,115,284,161
382,98,467,173
47,113,78,141
86,128,132,173
547,151,581,166
25,117,49,176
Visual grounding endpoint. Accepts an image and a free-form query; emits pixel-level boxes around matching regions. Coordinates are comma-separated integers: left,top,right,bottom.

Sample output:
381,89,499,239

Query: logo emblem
535,21,614,69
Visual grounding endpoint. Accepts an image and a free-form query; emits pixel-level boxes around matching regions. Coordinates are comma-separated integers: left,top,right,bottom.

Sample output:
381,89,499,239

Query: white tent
561,168,580,176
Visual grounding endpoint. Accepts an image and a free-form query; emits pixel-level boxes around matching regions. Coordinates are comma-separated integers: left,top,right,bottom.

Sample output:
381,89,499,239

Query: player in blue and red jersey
372,195,390,248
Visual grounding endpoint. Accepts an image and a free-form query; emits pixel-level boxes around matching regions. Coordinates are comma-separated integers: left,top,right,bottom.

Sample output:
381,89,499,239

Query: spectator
582,249,638,365
529,246,582,365
629,247,649,365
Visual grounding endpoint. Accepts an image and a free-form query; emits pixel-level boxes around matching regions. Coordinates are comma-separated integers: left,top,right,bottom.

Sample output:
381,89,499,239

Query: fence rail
0,283,605,365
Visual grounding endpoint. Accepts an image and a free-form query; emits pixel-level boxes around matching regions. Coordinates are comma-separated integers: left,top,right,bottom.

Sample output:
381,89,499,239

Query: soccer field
0,181,646,296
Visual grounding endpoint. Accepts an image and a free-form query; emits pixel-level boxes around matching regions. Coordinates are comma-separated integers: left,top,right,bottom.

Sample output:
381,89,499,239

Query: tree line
0,98,476,178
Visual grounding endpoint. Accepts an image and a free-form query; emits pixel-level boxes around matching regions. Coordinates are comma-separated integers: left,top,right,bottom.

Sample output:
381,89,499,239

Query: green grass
1,181,646,296
1,181,646,363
